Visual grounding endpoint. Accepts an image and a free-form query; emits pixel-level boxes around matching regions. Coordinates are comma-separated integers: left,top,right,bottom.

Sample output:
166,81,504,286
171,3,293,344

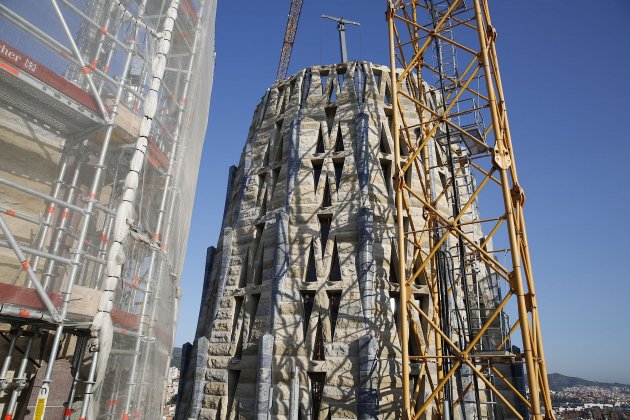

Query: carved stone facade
177,62,510,419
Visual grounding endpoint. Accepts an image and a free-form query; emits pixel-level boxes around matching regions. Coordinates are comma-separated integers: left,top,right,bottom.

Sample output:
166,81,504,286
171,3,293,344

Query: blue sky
176,0,630,384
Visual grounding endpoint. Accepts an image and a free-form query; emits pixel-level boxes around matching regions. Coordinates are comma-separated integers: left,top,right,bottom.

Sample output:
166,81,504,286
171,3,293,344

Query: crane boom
276,0,304,81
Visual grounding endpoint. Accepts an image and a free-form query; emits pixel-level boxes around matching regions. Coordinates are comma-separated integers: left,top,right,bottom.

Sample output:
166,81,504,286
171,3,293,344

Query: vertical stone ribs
270,212,289,332
185,62,498,419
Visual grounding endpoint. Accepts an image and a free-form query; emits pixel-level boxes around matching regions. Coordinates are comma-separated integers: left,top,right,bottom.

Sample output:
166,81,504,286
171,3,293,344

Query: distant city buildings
551,385,630,419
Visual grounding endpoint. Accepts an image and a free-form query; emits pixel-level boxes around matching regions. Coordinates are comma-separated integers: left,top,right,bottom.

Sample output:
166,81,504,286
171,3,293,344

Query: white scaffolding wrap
0,0,216,417
92,0,180,411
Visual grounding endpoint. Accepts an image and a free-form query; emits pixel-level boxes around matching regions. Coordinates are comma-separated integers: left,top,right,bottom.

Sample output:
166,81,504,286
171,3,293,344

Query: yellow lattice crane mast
386,0,554,418
277,0,305,81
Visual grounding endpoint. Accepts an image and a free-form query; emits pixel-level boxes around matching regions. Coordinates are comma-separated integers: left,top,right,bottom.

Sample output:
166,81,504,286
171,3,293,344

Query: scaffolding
0,0,216,418
387,0,554,419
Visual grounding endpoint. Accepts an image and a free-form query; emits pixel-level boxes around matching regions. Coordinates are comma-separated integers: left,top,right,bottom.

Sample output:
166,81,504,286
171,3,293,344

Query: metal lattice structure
276,0,304,82
0,0,216,418
386,0,554,418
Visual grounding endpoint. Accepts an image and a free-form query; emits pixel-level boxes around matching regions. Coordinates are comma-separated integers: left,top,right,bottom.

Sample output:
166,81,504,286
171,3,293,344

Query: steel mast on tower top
386,0,555,418
321,14,360,63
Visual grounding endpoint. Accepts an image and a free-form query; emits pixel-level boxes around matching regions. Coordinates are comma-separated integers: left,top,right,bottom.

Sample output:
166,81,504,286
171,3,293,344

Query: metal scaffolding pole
29,0,146,413
0,216,62,322
120,2,183,415
4,330,35,419
135,2,206,405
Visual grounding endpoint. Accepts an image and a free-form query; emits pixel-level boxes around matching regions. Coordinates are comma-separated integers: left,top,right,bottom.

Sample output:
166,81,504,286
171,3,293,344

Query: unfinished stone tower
177,62,517,419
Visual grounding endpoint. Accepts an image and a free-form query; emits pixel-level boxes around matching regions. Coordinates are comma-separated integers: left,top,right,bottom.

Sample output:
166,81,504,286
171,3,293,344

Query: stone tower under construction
177,62,519,419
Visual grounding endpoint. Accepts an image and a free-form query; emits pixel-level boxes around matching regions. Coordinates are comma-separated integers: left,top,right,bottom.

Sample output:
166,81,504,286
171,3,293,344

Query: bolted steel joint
492,146,511,169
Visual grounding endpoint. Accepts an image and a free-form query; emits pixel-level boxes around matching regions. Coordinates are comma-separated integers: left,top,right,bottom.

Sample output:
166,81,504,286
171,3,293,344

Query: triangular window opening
328,85,337,103
409,329,422,357
404,166,412,189
413,257,429,286
259,192,268,217
380,125,391,154
337,70,346,90
309,372,326,420
318,215,332,257
327,291,341,338
263,141,270,167
400,133,410,156
227,369,241,417
301,291,315,337
312,160,323,190
248,293,261,338
254,222,265,250
271,167,281,201
322,177,332,208
313,316,325,361
389,291,401,341
275,86,284,112
260,91,272,123
328,240,342,283
257,173,267,202
334,125,344,152
315,130,325,155
386,112,394,138
374,71,382,91
320,72,329,95
254,246,265,286
389,242,399,284
305,242,317,283
289,77,297,99
279,90,287,115
275,133,284,163
415,293,428,332
384,85,392,105
414,127,422,146
380,159,392,195
333,159,344,190
238,249,250,288
300,70,312,107
230,296,244,342
235,318,245,359
325,106,337,135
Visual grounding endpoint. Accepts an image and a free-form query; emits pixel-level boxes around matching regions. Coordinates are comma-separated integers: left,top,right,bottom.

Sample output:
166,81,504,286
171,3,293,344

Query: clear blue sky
176,0,630,384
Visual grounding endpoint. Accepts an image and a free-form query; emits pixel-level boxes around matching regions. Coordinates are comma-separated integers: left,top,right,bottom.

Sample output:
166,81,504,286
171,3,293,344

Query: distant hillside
549,373,630,391
171,346,182,369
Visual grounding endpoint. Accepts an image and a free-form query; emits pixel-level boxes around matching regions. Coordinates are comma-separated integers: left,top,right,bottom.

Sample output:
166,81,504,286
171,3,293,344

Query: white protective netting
0,0,215,417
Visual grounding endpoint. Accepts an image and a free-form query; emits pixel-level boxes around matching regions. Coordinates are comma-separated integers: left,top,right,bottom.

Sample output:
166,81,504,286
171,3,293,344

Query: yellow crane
386,0,554,418
275,0,555,417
